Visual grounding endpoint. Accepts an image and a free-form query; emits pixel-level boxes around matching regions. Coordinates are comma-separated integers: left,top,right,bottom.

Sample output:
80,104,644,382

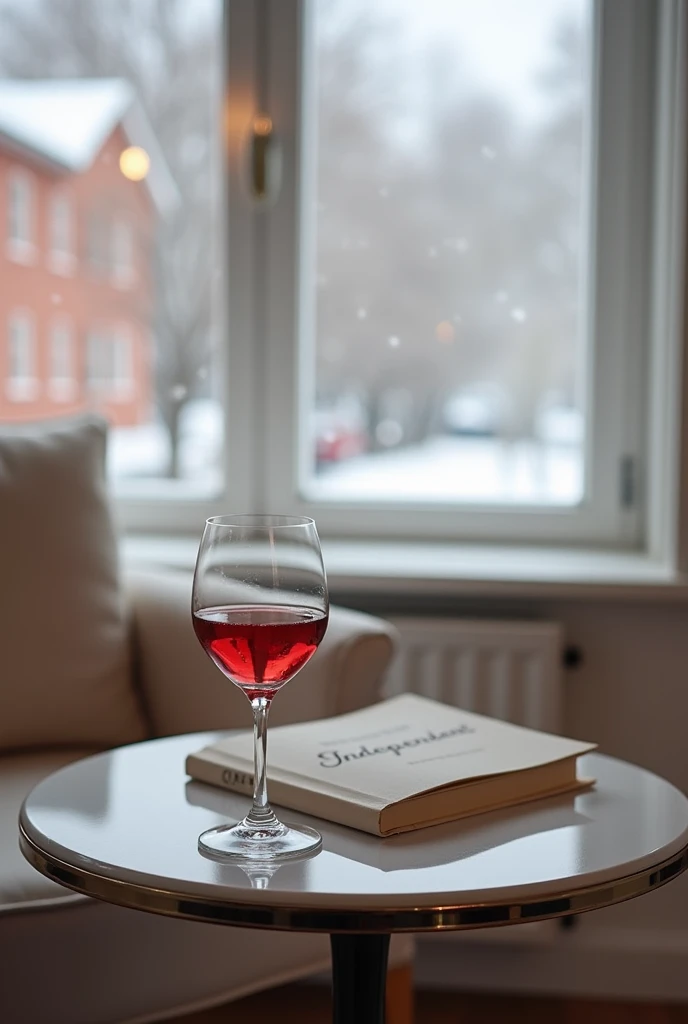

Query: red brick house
0,79,177,426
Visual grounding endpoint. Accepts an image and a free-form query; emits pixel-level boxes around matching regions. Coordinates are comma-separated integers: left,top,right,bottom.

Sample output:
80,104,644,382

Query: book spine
186,756,254,798
185,753,383,837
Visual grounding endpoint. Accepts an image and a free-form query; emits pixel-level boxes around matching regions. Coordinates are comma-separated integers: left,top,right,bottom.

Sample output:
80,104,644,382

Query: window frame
258,0,655,546
118,0,688,566
86,324,136,402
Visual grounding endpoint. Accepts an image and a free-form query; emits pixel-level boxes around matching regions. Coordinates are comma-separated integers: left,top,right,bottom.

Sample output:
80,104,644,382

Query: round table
19,732,688,1024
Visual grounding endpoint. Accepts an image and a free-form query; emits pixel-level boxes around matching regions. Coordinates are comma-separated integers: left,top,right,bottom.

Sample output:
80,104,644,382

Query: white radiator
383,617,563,733
384,616,565,949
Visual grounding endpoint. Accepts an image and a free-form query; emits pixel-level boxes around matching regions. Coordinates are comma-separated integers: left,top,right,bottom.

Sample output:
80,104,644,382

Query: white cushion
0,747,96,907
127,568,398,736
0,416,147,749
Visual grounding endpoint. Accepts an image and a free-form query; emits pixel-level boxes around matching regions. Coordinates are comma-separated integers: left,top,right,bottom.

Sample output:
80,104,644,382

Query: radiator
384,616,565,947
382,617,563,733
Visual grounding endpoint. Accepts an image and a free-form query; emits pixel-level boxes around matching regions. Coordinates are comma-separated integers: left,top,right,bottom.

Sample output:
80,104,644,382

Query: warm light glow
119,146,150,182
253,114,273,136
435,320,455,344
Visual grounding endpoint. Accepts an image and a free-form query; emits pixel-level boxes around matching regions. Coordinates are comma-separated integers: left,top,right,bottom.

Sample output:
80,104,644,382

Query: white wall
383,595,688,1001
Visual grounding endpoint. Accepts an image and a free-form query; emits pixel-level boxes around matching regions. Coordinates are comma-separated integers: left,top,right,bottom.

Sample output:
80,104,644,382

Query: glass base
198,820,322,860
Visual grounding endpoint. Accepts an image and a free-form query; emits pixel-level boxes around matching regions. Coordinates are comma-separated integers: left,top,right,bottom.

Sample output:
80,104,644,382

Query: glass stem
245,696,281,830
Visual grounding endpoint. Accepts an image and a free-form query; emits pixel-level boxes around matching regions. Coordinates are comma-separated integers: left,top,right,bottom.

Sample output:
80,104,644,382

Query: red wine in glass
191,513,329,860
193,604,329,701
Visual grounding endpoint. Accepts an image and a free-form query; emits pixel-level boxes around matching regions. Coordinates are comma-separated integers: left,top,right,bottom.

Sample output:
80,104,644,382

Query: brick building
0,79,177,426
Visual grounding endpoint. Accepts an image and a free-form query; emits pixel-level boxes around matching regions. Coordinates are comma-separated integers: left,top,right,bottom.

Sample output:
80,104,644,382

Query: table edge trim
18,826,688,933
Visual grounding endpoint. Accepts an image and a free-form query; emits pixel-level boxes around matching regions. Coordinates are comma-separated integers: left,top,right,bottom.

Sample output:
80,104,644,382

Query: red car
314,410,367,465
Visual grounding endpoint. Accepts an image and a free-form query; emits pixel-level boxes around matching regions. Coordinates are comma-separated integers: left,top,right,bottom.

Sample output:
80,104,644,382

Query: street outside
310,434,582,505
108,416,583,507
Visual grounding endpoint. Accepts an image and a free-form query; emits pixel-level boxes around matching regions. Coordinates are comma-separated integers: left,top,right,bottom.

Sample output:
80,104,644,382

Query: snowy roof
0,78,179,214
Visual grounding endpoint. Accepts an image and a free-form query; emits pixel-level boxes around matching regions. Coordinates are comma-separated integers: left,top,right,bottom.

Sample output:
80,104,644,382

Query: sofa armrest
125,568,398,737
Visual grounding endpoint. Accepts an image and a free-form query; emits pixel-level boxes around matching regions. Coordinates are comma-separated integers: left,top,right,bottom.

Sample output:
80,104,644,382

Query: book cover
186,694,596,836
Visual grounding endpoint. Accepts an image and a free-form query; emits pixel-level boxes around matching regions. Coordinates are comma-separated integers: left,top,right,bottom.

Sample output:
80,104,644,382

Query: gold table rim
18,825,688,934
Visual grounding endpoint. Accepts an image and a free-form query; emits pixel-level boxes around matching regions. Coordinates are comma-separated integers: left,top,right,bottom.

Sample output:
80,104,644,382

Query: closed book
185,694,596,837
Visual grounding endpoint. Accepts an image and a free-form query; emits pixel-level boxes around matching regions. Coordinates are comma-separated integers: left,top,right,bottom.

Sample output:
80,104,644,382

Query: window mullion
224,0,265,516
261,0,303,516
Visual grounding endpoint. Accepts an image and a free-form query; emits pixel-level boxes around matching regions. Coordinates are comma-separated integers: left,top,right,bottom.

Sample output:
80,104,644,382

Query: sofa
0,416,406,1023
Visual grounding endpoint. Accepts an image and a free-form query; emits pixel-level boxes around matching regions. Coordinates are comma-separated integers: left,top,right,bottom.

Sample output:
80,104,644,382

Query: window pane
0,0,223,494
6,311,37,401
86,330,108,390
7,172,33,251
50,196,71,255
49,319,76,401
305,0,590,506
112,325,134,400
112,219,134,287
50,321,72,378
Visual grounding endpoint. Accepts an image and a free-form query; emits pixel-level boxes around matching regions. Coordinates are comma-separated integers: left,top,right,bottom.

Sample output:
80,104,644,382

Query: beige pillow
0,415,147,750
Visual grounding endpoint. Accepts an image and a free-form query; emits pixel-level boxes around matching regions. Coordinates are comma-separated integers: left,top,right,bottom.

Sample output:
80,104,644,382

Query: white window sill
6,240,36,264
121,534,688,602
6,378,39,402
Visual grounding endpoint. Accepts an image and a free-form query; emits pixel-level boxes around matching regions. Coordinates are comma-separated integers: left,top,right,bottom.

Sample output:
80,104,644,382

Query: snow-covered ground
107,400,223,498
310,436,582,504
108,414,582,507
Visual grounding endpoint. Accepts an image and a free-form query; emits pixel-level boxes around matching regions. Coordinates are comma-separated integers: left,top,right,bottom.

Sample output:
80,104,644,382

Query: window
235,0,684,549
6,169,34,261
112,325,134,400
306,0,591,512
0,1,685,562
49,194,74,274
86,211,108,272
48,319,75,401
86,330,109,393
112,219,134,287
6,312,38,401
86,326,134,401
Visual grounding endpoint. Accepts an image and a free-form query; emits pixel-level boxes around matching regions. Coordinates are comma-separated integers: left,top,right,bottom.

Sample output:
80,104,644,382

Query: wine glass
191,514,329,860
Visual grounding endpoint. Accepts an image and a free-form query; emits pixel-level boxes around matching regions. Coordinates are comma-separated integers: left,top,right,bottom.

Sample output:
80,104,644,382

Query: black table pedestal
330,932,390,1024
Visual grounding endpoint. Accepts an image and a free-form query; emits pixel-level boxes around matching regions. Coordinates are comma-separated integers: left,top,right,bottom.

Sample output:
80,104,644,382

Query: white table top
19,733,688,933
